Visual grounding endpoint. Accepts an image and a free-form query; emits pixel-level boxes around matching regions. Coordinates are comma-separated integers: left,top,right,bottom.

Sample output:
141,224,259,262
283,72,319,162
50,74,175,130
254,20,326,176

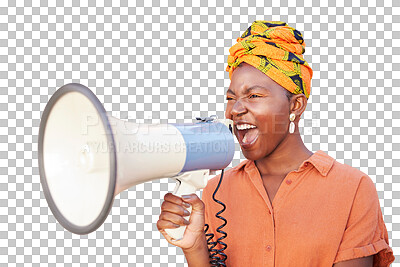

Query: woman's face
225,63,292,161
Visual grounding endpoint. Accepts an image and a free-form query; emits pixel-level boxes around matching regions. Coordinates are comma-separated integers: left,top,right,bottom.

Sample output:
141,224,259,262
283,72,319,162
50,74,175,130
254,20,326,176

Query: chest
261,175,287,204
222,184,348,267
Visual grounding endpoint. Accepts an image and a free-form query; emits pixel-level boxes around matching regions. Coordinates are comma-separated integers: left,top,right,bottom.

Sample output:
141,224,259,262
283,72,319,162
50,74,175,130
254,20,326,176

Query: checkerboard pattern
1,0,399,265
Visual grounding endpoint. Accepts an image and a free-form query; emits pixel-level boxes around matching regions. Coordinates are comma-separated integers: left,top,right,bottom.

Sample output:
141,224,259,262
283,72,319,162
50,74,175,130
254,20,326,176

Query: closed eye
249,94,262,98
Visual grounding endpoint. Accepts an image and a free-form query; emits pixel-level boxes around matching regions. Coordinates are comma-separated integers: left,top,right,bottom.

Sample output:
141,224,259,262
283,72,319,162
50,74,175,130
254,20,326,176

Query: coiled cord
204,168,228,266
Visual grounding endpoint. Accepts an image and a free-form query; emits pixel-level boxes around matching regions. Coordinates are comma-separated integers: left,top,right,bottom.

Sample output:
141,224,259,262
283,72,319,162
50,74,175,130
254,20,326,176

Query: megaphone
38,83,234,240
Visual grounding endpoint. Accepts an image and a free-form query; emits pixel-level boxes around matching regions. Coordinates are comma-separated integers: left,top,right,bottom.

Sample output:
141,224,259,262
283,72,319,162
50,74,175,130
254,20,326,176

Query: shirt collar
303,150,335,177
236,150,335,177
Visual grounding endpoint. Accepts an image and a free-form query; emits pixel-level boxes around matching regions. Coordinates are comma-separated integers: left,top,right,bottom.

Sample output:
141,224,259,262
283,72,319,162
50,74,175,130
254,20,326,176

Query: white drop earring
289,113,296,134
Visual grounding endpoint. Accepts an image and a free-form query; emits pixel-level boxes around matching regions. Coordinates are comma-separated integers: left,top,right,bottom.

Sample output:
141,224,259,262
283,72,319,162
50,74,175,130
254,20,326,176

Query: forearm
183,233,211,267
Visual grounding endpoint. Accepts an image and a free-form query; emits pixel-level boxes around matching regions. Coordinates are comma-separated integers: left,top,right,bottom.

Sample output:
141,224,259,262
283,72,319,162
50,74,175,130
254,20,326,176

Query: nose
230,99,247,117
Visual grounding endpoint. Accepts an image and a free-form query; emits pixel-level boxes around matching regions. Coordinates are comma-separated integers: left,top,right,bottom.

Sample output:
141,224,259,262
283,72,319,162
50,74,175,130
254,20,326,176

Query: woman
157,21,395,267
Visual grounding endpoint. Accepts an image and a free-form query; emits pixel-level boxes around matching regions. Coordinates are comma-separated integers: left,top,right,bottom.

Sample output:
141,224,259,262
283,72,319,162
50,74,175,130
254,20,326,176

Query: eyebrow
226,85,270,95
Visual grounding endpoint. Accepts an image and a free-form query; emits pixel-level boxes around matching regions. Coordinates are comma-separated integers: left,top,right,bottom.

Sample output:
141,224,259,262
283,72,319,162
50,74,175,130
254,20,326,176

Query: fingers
158,193,207,249
158,211,189,228
181,194,204,213
163,193,190,207
156,217,182,232
161,196,191,217
157,193,204,232
157,193,191,232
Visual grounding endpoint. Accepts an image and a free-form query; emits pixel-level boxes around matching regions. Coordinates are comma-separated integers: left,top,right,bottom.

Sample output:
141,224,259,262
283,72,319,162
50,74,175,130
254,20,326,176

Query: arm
333,255,373,267
333,175,394,266
183,232,211,267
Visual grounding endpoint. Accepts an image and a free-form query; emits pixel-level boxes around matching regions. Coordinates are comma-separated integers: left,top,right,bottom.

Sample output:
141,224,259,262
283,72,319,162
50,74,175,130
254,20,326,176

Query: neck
254,131,313,176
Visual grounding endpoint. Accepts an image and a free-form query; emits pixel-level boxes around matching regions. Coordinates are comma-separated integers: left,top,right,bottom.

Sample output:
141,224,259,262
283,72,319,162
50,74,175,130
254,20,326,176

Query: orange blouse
201,150,395,266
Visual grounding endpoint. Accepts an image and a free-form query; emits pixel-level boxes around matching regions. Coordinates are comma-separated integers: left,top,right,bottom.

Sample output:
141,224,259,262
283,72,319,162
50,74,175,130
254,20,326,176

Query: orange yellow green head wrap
226,21,313,99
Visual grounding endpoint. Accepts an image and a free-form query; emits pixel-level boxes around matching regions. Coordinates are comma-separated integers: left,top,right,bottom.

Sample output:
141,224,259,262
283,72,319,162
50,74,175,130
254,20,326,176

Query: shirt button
304,162,309,167
286,179,292,185
266,245,272,251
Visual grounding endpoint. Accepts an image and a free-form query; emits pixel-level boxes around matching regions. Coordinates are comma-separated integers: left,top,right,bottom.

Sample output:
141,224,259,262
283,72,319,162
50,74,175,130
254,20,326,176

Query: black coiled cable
204,168,228,266
203,121,232,266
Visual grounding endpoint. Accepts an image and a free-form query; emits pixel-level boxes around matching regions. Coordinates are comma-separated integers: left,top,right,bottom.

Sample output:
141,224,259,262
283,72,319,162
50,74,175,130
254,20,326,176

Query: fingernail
173,223,180,228
184,219,190,225
183,209,190,216
181,195,192,200
182,202,191,208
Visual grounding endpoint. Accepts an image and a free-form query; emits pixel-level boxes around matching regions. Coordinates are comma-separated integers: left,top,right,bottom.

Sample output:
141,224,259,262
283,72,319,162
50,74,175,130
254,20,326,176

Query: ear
289,94,308,120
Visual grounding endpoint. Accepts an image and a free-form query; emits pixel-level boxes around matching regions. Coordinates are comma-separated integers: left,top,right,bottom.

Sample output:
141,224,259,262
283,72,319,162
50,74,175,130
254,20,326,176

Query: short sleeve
333,175,395,266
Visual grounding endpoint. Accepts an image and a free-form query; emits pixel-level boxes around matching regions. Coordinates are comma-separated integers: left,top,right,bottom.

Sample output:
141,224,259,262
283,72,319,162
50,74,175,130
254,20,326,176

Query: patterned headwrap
226,21,313,99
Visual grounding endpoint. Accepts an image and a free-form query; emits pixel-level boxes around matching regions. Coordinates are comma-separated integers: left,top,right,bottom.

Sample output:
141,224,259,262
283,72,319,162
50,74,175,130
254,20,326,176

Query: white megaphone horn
38,83,234,240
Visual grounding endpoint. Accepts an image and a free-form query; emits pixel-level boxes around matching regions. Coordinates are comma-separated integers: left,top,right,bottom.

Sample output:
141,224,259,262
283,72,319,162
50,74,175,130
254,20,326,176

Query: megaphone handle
164,179,197,241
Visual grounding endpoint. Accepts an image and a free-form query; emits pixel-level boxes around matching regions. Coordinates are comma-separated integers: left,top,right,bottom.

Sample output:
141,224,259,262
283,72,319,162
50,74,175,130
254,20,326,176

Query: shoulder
328,159,376,190
321,155,379,206
313,149,372,188
304,150,378,204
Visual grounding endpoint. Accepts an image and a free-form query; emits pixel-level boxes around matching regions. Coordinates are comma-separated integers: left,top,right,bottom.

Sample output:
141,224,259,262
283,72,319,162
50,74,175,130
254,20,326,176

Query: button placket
273,171,297,210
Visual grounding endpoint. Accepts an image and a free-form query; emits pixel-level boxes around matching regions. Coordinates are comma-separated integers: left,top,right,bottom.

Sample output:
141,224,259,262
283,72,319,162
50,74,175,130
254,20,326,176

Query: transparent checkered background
0,0,399,265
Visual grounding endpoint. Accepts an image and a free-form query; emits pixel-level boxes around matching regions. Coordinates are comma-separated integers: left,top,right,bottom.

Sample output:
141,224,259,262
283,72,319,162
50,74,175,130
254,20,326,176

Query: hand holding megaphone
164,169,209,240
157,193,206,250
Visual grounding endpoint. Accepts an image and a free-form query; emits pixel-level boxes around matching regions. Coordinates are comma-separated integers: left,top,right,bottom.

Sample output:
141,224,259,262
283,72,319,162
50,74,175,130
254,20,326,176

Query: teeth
236,124,257,130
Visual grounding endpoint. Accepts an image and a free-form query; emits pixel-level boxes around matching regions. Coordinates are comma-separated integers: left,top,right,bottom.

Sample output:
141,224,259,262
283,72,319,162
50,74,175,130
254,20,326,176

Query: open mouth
235,123,260,147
